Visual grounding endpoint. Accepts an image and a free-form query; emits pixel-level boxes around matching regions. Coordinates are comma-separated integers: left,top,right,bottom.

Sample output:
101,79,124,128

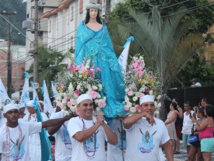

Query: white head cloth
3,103,19,114
26,100,34,107
139,95,155,105
18,103,25,109
86,0,102,10
77,94,92,105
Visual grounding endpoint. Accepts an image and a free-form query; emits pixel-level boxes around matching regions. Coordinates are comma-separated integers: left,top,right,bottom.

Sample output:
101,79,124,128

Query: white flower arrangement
55,58,106,114
123,55,162,114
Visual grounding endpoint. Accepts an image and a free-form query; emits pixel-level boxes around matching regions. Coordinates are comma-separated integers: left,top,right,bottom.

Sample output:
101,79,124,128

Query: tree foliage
28,46,68,88
0,0,26,45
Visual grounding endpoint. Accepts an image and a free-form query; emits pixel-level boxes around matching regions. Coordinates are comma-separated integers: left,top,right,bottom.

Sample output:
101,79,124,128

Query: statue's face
89,8,98,20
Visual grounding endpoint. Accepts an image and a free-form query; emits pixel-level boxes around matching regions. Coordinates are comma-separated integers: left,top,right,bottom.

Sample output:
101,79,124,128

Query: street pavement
173,142,214,161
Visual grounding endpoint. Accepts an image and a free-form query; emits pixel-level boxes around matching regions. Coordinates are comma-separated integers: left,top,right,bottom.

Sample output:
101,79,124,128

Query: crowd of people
164,97,214,161
0,95,213,161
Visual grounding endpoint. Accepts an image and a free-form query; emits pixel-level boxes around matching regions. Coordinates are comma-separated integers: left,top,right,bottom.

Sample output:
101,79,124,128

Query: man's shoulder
154,117,165,126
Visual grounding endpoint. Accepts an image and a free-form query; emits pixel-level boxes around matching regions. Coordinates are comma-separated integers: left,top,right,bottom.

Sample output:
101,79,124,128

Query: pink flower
67,101,72,107
140,93,145,97
87,69,95,77
59,82,64,89
97,67,101,72
58,102,63,109
124,105,129,111
90,91,98,99
98,100,105,108
145,89,150,94
150,75,154,79
135,105,141,110
127,90,134,96
75,90,80,95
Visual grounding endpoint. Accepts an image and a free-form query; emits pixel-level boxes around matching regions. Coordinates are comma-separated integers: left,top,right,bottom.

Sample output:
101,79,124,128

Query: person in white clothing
67,94,117,161
123,95,173,161
107,117,127,161
48,111,76,161
0,103,72,161
22,100,49,161
181,101,195,156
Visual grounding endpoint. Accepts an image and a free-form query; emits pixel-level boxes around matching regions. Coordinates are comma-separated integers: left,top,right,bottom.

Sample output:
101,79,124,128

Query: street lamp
0,11,17,97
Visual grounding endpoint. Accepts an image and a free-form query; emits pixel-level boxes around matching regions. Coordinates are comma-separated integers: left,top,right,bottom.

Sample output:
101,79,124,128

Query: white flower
95,99,99,104
68,83,74,91
77,85,81,90
125,88,129,92
92,85,98,90
133,96,138,102
127,102,132,108
154,101,158,107
157,102,161,108
135,92,140,97
125,96,129,102
149,90,153,95
157,95,162,100
98,84,102,90
96,107,100,112
130,107,136,113
70,106,76,112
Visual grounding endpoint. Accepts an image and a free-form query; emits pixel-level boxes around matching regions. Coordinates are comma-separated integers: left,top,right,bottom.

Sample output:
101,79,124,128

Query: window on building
70,6,74,21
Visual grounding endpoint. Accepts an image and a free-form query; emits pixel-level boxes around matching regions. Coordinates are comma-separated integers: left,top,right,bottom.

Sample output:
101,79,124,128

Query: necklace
6,124,23,161
80,117,98,158
84,21,105,44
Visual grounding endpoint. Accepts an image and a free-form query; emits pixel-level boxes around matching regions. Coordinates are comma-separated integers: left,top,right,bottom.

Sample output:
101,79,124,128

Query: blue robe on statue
75,21,126,118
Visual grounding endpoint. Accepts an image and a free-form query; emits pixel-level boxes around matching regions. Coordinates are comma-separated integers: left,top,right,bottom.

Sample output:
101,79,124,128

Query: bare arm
47,113,76,135
192,118,208,132
73,123,101,142
42,116,69,128
123,112,155,129
177,107,183,119
97,115,117,145
163,140,173,161
165,111,177,125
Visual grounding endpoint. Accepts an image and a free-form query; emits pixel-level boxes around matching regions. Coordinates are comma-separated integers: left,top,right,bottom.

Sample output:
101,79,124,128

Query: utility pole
105,0,111,24
0,11,17,97
33,0,39,82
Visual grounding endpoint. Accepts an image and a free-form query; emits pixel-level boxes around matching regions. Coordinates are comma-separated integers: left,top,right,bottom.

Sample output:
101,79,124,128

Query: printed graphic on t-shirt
9,136,25,160
85,131,99,153
137,130,157,153
62,125,72,150
117,127,127,151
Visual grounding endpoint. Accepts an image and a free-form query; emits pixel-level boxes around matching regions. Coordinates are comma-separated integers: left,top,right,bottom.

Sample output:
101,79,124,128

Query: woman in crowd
192,105,214,161
165,102,178,153
188,107,206,161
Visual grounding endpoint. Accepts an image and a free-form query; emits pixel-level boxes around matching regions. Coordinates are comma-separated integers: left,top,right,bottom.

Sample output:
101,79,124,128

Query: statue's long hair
85,9,102,24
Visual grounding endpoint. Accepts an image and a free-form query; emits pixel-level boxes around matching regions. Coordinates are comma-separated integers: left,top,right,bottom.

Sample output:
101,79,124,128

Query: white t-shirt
67,117,106,161
181,111,194,134
107,119,126,161
0,111,6,128
125,118,170,161
50,111,72,161
22,112,48,161
0,120,42,161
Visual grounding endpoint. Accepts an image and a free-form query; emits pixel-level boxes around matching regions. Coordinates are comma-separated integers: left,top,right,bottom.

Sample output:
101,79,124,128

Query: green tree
107,0,214,118
28,46,68,90
0,0,26,45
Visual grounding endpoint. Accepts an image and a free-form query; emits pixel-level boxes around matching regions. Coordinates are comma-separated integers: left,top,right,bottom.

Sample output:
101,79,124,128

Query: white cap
77,94,92,105
26,100,34,107
18,103,25,109
3,103,19,114
139,95,154,105
86,1,102,10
